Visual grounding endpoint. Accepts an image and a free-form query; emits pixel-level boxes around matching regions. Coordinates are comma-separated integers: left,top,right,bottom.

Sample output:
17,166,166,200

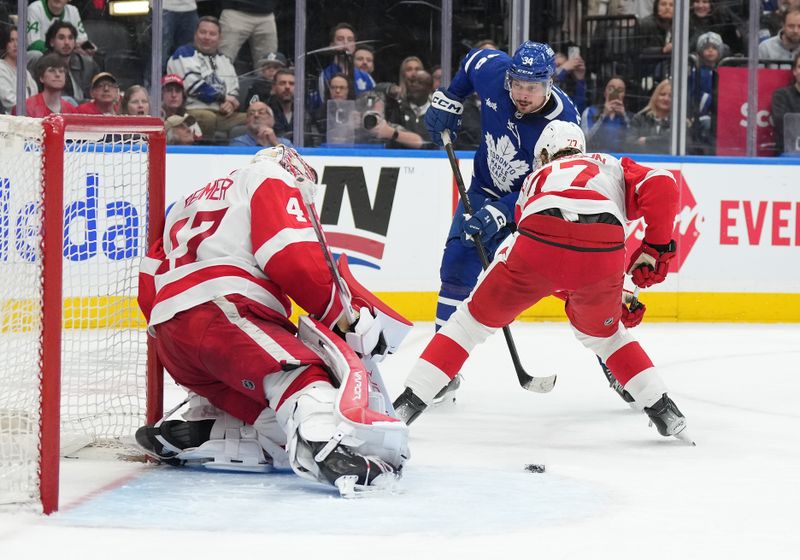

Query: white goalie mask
252,145,318,183
533,121,586,168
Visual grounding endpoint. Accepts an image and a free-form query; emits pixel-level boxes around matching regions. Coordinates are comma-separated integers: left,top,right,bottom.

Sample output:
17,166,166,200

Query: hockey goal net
0,115,165,514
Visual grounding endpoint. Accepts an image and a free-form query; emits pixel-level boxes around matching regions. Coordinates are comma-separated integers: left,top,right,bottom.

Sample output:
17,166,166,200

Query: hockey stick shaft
297,177,400,416
441,129,556,393
296,176,357,325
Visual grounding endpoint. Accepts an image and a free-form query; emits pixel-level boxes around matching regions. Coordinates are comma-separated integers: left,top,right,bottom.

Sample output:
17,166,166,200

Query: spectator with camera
771,50,800,153
167,16,246,141
231,101,292,147
581,76,632,152
356,90,425,148
387,69,435,148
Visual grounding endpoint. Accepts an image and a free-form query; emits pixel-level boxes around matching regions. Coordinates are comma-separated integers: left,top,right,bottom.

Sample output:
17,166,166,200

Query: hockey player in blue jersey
423,41,580,400
426,41,580,331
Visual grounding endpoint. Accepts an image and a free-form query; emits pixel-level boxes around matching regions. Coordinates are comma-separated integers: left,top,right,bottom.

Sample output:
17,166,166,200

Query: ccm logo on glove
431,90,464,114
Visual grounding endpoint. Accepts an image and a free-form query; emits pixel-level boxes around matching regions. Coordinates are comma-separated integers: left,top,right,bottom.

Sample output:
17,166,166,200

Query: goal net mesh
0,116,152,507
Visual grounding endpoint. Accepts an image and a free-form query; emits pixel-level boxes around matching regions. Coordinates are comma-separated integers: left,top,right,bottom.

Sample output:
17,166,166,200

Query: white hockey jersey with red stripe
516,153,678,245
138,159,343,329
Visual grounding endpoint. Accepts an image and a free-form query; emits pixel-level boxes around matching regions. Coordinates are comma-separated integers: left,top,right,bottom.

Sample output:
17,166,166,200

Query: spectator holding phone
554,45,587,114
27,1,94,61
581,76,632,152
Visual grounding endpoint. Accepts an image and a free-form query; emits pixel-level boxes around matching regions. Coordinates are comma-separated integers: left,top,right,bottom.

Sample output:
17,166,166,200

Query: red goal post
0,114,166,514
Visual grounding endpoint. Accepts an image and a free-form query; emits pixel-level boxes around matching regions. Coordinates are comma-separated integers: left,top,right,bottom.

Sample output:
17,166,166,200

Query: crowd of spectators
0,0,799,154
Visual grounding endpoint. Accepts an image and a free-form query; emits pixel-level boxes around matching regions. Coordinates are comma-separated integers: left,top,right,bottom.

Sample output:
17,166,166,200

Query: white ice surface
1,322,799,559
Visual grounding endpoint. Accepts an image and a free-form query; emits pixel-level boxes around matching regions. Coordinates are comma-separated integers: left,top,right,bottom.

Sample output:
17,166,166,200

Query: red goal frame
38,115,166,514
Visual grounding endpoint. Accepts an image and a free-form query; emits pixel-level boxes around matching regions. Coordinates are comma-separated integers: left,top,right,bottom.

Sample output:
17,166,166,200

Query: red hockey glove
620,298,645,328
627,240,676,288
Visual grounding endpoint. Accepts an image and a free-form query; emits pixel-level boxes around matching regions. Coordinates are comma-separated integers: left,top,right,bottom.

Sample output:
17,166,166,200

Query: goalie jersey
138,160,343,330
448,48,580,205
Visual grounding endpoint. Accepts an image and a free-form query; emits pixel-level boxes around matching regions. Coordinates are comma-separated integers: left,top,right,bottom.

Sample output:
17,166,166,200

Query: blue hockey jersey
448,48,581,205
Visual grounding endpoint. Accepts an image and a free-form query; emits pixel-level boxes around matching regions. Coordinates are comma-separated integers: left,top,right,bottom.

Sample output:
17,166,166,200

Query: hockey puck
524,463,546,473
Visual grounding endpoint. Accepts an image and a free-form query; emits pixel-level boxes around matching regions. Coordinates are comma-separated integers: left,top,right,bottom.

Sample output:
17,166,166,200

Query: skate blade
334,472,401,498
674,428,696,446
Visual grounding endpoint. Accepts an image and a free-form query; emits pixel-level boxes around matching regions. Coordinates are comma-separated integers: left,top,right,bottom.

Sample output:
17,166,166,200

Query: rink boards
161,148,800,323
4,149,798,328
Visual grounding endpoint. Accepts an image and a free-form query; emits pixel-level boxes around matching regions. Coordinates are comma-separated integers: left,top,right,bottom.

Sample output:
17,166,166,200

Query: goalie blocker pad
297,315,410,468
337,254,412,359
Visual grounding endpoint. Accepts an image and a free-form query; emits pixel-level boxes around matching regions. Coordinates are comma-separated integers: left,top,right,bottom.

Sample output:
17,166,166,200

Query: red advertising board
716,67,792,156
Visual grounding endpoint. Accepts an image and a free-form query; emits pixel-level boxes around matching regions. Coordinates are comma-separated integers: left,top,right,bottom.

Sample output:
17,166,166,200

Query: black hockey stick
441,129,556,393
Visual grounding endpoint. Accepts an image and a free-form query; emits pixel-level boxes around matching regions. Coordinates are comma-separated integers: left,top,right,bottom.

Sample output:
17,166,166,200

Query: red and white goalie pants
153,293,330,425
406,214,667,407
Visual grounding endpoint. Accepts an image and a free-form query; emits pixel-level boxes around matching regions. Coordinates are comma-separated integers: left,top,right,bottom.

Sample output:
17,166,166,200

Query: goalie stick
294,176,398,415
441,129,556,393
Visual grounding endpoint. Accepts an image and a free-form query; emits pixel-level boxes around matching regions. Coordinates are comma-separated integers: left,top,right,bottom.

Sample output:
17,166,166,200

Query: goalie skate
312,441,400,498
135,419,215,465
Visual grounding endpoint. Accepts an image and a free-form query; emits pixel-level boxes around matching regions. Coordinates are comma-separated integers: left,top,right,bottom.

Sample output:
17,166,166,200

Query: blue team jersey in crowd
448,48,581,200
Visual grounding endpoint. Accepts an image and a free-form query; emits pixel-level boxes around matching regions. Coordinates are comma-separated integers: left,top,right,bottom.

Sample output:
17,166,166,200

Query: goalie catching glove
425,88,464,146
627,239,676,288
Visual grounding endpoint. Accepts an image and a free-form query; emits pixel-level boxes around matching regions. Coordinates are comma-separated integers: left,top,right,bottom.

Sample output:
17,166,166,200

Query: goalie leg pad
297,316,409,468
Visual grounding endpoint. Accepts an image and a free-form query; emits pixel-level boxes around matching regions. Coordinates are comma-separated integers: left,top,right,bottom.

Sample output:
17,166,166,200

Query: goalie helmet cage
0,114,166,514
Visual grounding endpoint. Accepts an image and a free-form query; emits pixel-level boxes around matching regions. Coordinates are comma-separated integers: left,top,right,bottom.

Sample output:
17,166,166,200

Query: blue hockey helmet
506,41,556,84
505,41,556,114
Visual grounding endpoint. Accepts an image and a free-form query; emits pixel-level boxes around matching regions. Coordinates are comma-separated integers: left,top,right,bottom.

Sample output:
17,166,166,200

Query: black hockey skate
597,356,635,404
643,393,695,444
311,441,398,496
392,387,428,425
135,419,214,465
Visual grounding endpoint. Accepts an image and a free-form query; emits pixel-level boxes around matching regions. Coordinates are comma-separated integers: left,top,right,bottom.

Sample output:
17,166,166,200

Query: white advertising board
165,152,800,294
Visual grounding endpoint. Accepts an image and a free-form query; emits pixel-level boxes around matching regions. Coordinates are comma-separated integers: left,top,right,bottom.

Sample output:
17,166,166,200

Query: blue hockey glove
461,201,510,245
425,88,464,146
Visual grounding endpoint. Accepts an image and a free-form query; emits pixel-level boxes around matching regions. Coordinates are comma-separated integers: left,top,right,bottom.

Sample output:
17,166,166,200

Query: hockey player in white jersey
135,146,413,495
394,121,693,444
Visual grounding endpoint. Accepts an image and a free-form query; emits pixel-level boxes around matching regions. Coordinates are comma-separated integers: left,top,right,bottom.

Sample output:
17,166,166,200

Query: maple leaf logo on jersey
485,133,530,192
